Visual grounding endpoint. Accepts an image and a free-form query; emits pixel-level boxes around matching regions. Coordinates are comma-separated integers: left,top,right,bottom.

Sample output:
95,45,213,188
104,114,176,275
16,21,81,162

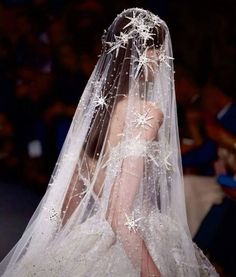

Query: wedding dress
0,8,218,277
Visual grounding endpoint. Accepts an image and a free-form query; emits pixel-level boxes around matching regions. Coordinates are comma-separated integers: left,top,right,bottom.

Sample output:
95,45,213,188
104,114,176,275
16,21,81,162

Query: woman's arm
105,156,161,276
105,100,162,276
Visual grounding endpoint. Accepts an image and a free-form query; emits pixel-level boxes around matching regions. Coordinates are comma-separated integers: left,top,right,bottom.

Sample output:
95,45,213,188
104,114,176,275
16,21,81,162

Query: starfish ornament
107,32,131,57
134,47,158,81
138,28,154,46
158,51,174,68
132,108,154,130
123,11,158,46
149,14,162,28
93,94,109,110
136,18,150,33
124,211,143,232
124,11,141,30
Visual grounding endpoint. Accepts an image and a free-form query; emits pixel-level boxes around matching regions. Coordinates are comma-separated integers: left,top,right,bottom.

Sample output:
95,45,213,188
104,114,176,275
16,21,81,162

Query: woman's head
103,8,166,53
98,8,167,95
84,8,169,158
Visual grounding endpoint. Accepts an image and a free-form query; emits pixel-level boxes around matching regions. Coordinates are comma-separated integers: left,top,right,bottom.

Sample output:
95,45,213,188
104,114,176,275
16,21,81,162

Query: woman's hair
83,9,166,158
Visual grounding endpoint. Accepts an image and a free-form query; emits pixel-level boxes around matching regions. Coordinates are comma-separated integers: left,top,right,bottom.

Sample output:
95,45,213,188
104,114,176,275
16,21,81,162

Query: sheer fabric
0,8,218,277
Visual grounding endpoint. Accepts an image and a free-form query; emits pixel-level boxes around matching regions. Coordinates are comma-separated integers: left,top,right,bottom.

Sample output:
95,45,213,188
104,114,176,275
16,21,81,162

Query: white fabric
184,175,224,237
0,8,218,277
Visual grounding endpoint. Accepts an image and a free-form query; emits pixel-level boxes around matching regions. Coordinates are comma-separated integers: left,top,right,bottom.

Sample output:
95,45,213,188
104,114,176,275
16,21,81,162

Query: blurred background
0,0,236,275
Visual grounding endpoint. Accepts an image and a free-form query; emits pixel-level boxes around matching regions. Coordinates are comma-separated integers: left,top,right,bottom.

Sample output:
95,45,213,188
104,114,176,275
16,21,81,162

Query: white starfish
124,11,141,30
93,94,109,109
116,32,130,44
124,11,160,41
141,32,154,46
149,14,162,28
124,211,143,232
107,32,131,57
124,13,154,46
136,18,150,33
134,47,158,81
132,108,154,129
105,40,120,57
158,51,174,68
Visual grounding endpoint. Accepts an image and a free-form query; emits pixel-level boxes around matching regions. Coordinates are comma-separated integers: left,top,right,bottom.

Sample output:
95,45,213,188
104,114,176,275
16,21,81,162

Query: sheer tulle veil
0,7,218,277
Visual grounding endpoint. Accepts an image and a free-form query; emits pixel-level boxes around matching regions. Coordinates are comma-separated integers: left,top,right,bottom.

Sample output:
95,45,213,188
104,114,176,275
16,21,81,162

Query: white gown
7,215,214,277
2,140,217,277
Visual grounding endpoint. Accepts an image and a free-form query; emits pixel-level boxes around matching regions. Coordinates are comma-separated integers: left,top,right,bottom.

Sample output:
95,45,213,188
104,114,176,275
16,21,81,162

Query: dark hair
84,9,166,158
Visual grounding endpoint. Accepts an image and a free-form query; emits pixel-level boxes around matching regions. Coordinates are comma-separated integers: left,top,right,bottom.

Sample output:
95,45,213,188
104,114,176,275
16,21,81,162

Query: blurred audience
0,113,18,182
175,65,218,176
0,0,109,192
197,67,236,277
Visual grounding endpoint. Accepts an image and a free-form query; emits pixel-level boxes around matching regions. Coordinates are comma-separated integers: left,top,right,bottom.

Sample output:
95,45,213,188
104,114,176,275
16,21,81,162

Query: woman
0,8,218,276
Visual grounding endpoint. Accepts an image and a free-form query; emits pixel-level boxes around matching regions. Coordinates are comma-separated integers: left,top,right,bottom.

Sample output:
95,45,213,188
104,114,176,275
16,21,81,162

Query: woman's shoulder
116,97,162,110
116,97,163,121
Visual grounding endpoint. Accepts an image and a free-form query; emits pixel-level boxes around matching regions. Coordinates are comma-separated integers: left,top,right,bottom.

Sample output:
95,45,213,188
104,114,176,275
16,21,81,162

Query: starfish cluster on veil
103,8,173,79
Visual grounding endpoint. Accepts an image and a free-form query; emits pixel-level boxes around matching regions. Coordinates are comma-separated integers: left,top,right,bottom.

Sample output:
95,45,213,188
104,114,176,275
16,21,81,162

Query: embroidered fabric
4,212,216,277
0,8,219,277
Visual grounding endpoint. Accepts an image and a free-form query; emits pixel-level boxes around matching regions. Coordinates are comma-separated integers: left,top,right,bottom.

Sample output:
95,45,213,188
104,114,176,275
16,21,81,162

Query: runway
0,182,41,261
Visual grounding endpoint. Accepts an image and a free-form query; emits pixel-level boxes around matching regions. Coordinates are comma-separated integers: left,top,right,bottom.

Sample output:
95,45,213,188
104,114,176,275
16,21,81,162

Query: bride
0,8,218,277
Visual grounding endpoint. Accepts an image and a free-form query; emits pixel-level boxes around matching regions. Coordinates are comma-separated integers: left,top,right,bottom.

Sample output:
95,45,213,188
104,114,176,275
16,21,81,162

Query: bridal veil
0,8,218,277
